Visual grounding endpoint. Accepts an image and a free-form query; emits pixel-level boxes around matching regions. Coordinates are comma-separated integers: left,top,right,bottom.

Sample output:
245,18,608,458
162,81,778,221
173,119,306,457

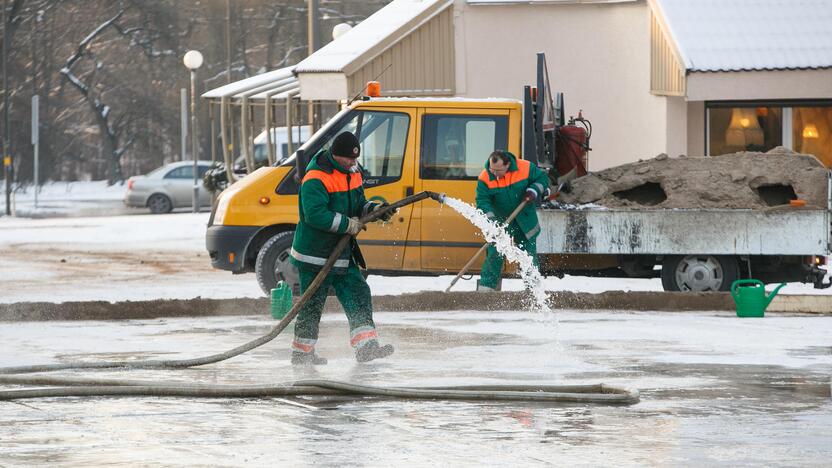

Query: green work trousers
480,223,539,289
294,264,374,343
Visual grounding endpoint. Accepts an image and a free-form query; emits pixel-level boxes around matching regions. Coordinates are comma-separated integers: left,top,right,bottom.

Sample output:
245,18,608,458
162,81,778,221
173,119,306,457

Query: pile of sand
557,147,829,209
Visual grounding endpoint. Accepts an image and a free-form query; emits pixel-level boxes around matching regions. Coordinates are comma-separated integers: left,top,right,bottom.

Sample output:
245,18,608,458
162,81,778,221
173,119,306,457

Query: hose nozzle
428,192,446,204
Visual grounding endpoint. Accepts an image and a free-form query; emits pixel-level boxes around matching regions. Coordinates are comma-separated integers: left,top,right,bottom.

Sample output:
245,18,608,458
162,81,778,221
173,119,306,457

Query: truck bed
536,208,831,256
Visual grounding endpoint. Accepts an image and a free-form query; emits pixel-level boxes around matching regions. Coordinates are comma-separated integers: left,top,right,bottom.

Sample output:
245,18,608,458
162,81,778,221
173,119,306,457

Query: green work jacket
475,152,549,240
290,151,379,273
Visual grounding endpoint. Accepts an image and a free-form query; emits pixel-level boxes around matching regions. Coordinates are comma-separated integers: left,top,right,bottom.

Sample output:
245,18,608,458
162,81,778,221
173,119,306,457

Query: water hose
0,189,640,405
0,375,639,404
0,191,446,375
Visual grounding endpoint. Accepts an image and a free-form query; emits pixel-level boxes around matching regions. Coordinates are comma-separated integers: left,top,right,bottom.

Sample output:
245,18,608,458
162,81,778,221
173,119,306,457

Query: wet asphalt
1,311,830,466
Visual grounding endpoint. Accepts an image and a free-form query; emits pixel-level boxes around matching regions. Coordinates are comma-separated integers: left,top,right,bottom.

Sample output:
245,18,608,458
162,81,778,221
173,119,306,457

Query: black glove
372,202,396,222
523,188,538,203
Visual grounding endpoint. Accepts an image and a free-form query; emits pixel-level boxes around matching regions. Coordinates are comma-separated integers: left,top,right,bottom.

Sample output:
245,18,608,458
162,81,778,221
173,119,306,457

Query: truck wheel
255,231,299,296
147,194,173,214
661,255,738,292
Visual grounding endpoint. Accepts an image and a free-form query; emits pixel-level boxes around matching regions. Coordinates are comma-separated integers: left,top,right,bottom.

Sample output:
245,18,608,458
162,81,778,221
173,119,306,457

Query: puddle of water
442,197,550,315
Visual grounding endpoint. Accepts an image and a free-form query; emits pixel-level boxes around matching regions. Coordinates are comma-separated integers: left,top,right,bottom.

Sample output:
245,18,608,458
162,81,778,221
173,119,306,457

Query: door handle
404,186,414,197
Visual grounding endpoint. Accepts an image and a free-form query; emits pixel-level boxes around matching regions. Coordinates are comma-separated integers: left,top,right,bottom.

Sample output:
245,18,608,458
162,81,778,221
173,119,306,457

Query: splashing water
442,197,551,314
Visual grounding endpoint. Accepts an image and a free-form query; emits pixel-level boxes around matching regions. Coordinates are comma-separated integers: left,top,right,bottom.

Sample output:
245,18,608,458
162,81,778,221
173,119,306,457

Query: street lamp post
183,50,203,213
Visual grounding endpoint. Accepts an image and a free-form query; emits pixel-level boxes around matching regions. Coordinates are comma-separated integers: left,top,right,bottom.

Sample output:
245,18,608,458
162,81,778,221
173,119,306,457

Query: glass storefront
708,103,832,167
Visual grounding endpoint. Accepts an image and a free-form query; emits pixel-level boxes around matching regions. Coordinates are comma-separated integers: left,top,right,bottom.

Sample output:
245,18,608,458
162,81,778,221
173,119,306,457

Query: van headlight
214,192,230,225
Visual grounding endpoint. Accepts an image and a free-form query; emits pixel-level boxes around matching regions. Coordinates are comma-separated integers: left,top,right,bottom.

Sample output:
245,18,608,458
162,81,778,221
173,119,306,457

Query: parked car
233,125,310,173
124,161,213,214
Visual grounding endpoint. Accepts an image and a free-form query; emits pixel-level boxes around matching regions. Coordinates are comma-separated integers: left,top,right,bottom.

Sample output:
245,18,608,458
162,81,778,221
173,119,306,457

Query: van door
346,108,416,271
415,109,511,273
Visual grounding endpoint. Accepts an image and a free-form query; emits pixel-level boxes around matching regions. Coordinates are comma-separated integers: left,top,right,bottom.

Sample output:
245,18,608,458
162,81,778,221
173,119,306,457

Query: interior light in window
726,108,764,147
802,124,819,139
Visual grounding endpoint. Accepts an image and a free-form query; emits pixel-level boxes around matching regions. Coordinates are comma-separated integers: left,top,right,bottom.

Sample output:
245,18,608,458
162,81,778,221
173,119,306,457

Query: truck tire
147,194,173,214
255,231,299,296
661,255,738,292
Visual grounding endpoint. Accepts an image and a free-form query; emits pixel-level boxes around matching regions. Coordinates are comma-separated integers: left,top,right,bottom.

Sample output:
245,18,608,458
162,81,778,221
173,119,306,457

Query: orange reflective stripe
350,330,378,347
302,170,363,193
480,159,531,189
515,159,531,181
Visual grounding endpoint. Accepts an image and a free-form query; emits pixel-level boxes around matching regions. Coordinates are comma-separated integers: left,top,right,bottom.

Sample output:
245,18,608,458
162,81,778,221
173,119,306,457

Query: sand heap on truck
556,147,829,210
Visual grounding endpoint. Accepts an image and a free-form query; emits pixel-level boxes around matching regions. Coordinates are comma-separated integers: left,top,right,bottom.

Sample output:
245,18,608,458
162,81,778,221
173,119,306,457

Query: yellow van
207,98,523,293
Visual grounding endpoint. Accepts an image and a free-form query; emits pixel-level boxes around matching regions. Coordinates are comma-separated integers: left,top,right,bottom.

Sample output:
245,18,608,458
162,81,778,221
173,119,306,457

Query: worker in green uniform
475,150,550,291
289,131,395,365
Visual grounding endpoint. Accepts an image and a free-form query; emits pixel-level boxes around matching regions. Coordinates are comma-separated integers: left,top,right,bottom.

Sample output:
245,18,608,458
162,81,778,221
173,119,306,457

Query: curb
1,291,828,321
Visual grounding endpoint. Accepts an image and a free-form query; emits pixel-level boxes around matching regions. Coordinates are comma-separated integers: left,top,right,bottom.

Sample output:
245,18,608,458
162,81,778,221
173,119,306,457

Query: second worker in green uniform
475,150,550,291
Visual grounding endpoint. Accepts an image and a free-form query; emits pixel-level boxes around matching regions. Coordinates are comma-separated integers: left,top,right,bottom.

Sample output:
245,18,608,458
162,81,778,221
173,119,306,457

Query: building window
707,103,832,167
793,107,832,167
708,107,782,155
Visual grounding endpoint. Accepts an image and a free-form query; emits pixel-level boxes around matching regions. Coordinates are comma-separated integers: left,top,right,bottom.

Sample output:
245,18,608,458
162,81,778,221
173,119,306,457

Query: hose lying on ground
0,375,639,404
0,191,446,375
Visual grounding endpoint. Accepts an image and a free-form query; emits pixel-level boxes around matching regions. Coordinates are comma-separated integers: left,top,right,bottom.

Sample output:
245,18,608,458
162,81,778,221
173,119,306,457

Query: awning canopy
201,66,299,103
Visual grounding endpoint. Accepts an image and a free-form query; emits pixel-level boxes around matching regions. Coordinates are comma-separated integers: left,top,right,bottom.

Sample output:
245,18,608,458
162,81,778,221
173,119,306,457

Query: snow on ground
0,181,829,303
2,180,141,218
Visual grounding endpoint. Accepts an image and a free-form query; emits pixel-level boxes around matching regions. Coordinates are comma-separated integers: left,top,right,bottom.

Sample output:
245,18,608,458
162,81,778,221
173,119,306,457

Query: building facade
291,0,832,170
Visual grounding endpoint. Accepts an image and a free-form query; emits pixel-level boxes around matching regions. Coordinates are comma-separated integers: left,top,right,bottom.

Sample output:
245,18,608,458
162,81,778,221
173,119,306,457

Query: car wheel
661,255,738,292
147,194,173,214
255,231,299,296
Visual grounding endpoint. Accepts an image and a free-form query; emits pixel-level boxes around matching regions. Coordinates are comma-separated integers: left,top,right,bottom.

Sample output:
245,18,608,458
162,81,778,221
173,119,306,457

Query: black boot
291,351,328,366
355,341,394,363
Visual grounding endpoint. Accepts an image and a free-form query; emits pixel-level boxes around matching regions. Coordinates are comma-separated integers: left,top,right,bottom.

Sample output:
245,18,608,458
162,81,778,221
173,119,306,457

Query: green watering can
270,281,293,319
730,279,786,317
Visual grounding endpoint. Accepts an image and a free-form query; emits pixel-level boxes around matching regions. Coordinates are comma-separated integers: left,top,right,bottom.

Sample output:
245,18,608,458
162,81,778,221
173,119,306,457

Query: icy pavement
1,311,830,465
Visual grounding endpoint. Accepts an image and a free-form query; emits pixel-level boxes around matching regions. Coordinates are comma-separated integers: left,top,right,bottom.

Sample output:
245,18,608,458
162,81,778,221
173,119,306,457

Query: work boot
291,351,328,366
355,341,394,363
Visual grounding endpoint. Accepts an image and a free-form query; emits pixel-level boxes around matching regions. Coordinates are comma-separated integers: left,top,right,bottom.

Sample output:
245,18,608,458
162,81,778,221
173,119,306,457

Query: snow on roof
201,66,296,99
294,0,453,75
655,0,832,72
467,0,635,4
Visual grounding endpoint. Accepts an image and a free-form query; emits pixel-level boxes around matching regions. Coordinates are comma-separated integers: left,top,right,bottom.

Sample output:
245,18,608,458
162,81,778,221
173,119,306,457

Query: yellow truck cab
207,97,523,294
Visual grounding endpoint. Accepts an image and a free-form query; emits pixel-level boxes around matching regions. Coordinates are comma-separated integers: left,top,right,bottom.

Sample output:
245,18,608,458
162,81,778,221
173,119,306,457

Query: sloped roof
294,0,452,75
655,0,832,72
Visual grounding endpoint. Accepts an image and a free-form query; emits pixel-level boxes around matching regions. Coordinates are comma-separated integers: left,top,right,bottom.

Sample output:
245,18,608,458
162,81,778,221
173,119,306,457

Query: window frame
419,113,509,181
705,99,832,156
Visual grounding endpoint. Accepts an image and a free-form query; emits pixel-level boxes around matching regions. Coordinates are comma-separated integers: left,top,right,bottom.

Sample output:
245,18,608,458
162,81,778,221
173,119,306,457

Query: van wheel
661,255,738,292
147,194,173,214
255,231,299,296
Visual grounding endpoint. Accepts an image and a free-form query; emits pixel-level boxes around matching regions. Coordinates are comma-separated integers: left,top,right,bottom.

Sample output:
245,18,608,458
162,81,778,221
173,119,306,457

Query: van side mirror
295,149,307,182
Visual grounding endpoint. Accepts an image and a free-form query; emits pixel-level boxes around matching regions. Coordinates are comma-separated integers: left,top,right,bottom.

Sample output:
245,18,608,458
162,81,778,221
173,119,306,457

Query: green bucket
270,281,293,320
730,279,786,318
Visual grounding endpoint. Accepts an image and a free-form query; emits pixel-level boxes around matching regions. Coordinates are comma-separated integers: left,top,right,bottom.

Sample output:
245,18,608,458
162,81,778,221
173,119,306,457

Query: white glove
346,217,364,235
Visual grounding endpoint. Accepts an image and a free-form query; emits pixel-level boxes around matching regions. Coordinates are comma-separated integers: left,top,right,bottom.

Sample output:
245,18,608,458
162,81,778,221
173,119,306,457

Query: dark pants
480,224,539,289
292,264,378,354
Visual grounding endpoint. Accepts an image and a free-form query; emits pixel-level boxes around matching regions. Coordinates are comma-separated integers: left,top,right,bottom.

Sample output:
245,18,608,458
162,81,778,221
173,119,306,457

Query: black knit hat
331,131,361,159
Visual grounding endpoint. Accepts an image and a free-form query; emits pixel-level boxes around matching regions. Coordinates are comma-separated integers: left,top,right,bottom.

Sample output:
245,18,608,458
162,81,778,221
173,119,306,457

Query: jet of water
442,197,551,314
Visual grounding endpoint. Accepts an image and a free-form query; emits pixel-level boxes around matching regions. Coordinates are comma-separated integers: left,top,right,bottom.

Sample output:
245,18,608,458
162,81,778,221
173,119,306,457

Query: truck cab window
306,110,410,187
420,114,508,180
